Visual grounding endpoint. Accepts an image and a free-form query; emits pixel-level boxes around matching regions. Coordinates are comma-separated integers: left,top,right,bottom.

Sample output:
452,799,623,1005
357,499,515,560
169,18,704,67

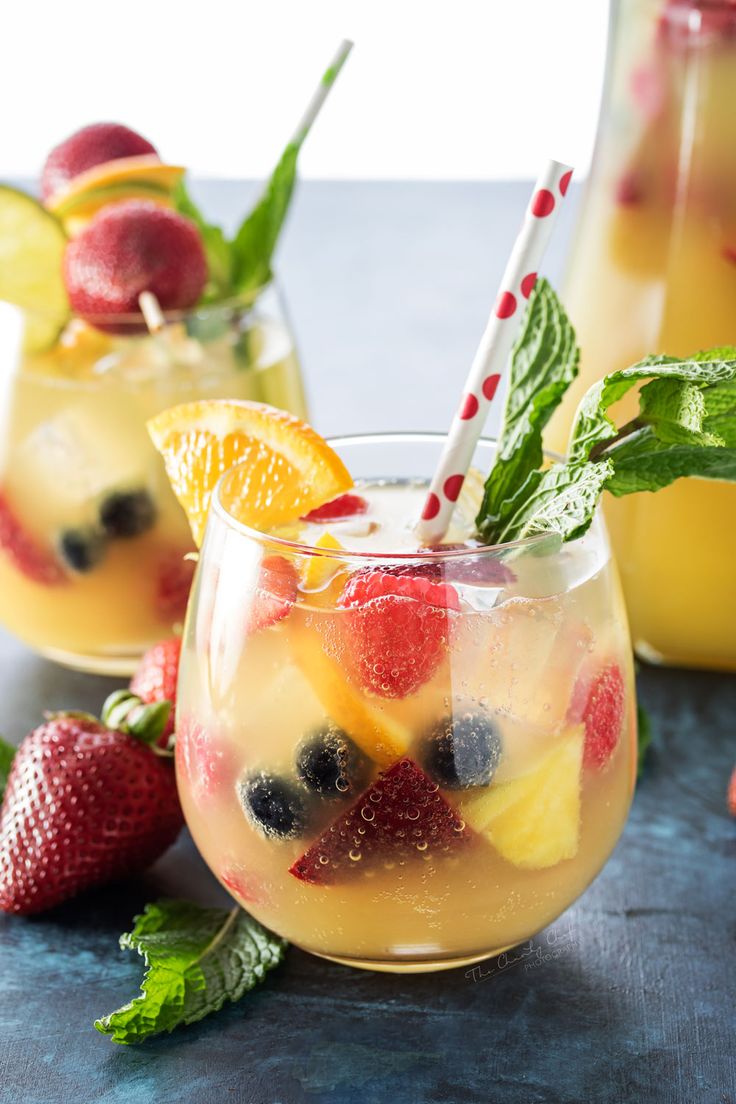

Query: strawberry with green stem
0,690,181,915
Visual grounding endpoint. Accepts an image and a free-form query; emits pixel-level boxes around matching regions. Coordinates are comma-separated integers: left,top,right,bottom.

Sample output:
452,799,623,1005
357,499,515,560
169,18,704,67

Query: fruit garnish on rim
147,399,353,547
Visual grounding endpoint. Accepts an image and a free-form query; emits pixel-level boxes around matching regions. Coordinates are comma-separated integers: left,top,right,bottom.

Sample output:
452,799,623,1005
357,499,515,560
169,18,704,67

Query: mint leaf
230,142,300,294
476,280,579,542
496,459,613,544
95,899,286,1045
0,735,15,801
172,180,233,302
638,378,720,445
604,428,736,496
637,702,654,779
703,382,736,445
569,355,736,463
171,44,351,303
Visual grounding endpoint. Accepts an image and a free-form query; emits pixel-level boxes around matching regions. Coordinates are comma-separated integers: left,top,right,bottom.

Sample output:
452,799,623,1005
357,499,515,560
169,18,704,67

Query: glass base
40,644,143,678
305,944,514,974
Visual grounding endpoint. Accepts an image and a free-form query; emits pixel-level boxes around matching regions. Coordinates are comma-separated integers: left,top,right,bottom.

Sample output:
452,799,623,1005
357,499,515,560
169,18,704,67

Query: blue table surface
1,181,734,1104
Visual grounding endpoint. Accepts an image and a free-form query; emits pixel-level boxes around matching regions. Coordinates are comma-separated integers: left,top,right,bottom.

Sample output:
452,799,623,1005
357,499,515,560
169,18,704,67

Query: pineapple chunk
301,531,345,591
460,725,584,869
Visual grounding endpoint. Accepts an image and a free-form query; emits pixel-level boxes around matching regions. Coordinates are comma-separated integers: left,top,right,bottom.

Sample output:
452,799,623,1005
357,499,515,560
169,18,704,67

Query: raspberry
571,663,626,770
301,493,368,523
337,568,460,699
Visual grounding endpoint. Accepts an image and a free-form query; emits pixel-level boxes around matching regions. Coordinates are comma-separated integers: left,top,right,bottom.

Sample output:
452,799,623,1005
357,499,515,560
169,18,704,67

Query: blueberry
238,774,306,839
99,489,157,539
420,712,502,789
296,726,366,798
58,527,107,573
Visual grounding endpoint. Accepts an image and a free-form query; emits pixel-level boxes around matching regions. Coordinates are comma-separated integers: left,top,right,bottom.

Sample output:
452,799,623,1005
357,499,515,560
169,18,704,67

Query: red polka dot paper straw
416,159,573,544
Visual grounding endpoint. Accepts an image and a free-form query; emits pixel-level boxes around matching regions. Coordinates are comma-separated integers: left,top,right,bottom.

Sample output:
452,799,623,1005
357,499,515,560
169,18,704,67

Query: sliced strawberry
615,171,645,207
570,663,626,770
289,757,468,885
0,491,66,586
130,637,181,743
156,548,196,622
246,555,298,633
301,493,368,523
728,766,736,818
175,717,234,805
220,865,267,906
337,568,460,699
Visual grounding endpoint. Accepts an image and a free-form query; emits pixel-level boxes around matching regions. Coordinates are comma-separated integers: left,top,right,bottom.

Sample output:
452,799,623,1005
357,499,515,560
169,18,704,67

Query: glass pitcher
548,0,736,671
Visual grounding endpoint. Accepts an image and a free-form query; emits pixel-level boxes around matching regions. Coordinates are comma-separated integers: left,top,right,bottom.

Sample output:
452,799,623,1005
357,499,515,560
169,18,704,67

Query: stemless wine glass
0,283,306,674
176,434,636,973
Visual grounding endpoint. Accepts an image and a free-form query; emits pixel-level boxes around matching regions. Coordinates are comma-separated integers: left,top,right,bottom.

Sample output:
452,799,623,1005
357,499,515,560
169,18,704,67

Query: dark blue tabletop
1,182,734,1104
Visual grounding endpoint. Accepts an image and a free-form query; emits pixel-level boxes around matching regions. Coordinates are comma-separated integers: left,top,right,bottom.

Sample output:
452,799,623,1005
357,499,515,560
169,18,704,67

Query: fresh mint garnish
495,459,614,544
0,735,15,801
95,899,286,1045
171,182,233,302
173,44,351,305
230,143,300,295
475,285,736,544
569,355,736,464
476,279,579,542
636,702,654,778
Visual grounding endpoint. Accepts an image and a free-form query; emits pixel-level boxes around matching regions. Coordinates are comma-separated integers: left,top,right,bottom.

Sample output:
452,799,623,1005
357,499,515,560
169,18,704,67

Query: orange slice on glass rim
147,400,353,547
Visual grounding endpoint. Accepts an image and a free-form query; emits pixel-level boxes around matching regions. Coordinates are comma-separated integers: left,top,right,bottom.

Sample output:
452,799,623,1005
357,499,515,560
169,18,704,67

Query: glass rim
210,431,575,561
6,282,276,330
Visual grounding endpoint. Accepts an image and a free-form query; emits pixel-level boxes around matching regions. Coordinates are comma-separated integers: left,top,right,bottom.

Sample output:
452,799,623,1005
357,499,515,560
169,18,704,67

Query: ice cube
8,395,152,530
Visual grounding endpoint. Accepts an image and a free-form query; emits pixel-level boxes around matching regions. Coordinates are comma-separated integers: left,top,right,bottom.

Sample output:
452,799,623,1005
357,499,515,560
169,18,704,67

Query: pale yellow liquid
178,483,635,971
549,23,736,670
0,318,305,673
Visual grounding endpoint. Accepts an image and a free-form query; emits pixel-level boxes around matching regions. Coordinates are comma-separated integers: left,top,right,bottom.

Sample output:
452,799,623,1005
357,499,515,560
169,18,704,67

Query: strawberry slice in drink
289,757,469,885
301,493,368,523
0,491,66,585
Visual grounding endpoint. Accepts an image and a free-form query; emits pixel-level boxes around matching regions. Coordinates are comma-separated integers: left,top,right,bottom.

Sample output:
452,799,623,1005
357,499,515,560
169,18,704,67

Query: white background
4,0,609,181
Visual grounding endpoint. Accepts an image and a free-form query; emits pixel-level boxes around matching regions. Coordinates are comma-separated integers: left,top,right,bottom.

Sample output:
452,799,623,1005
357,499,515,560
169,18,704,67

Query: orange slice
46,156,185,220
290,615,411,767
148,400,353,547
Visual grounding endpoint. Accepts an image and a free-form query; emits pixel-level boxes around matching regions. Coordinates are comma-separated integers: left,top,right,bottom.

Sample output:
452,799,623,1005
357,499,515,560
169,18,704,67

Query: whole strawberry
130,637,182,743
0,710,182,915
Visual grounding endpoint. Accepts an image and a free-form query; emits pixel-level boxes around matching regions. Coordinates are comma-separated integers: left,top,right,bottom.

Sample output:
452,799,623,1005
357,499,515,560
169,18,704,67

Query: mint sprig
173,43,351,304
476,278,579,541
475,284,736,545
95,899,285,1045
0,735,15,801
637,702,655,778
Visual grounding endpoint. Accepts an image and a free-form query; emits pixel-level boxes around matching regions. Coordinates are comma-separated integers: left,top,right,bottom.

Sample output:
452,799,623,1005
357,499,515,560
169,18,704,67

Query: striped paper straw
415,159,573,545
292,39,353,146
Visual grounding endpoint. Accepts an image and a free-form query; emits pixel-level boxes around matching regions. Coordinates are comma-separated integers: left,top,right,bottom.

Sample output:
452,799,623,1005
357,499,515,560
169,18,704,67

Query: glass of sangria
175,433,636,972
0,291,304,674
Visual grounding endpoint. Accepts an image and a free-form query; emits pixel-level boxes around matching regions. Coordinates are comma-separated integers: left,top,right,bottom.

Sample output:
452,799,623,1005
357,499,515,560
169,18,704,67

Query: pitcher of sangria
548,0,736,670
